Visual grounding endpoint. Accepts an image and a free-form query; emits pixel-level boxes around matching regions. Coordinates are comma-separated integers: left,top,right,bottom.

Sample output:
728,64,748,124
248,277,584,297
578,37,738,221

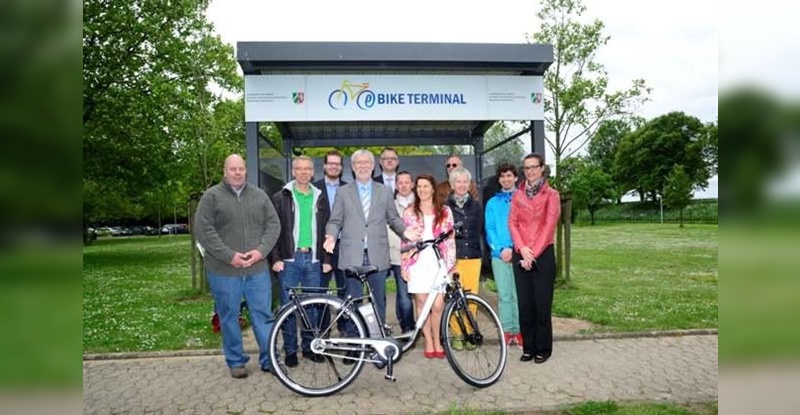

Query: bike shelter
191,42,555,293
235,41,554,194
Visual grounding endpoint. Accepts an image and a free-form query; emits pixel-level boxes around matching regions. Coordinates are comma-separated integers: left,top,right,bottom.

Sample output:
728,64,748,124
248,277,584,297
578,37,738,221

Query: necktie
386,176,394,191
361,185,370,221
360,185,370,248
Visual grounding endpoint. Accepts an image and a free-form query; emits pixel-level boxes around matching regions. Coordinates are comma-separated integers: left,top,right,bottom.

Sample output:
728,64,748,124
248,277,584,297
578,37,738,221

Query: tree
83,0,241,236
588,120,629,172
613,112,710,202
587,117,643,202
552,155,583,192
663,165,693,227
482,122,525,168
703,120,718,177
719,88,790,214
432,144,472,157
177,99,247,193
555,156,614,224
528,0,650,172
5,1,81,241
569,160,615,225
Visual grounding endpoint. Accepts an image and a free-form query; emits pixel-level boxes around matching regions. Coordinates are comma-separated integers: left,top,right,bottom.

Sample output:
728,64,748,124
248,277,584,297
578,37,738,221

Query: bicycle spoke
442,294,507,388
269,296,367,396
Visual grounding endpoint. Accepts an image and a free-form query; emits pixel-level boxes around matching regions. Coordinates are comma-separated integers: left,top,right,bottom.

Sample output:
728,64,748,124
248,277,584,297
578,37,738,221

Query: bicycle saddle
344,265,379,278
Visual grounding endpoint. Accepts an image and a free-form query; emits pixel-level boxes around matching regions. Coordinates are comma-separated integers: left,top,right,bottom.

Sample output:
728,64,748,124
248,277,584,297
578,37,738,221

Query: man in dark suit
324,149,420,330
313,150,348,329
372,147,399,193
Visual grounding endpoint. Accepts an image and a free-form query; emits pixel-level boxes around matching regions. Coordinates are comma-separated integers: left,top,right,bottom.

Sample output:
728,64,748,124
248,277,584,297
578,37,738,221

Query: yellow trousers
449,259,481,336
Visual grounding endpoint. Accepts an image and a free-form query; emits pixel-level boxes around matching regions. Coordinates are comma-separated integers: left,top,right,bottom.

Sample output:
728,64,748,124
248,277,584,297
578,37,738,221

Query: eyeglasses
381,157,398,161
446,163,459,168
325,162,341,166
523,165,542,171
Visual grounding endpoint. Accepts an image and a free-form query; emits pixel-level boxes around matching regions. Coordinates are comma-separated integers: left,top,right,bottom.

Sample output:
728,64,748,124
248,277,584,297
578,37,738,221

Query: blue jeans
344,251,387,337
278,251,322,355
320,264,346,298
389,264,415,332
207,269,274,370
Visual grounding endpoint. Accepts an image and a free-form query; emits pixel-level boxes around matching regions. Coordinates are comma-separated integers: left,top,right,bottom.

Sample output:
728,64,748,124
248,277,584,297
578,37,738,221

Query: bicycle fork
450,290,483,347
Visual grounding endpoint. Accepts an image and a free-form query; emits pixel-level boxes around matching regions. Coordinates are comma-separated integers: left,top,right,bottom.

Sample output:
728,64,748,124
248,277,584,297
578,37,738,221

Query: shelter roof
236,42,553,145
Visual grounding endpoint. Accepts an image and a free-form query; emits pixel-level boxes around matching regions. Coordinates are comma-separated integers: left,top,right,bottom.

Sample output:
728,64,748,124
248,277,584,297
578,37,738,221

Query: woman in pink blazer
401,174,456,359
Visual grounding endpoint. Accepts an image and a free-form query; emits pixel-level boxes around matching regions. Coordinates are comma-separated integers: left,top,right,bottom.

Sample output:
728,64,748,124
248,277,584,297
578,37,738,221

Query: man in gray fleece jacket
195,154,281,378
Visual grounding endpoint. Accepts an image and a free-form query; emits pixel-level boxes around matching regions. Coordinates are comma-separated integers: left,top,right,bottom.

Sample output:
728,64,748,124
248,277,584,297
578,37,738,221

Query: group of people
194,148,560,378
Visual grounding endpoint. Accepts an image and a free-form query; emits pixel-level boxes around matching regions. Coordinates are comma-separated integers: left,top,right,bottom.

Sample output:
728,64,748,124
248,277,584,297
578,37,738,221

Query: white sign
244,75,544,122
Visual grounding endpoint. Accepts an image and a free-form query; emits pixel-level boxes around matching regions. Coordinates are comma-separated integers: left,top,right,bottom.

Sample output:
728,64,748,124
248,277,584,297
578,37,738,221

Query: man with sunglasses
436,154,479,204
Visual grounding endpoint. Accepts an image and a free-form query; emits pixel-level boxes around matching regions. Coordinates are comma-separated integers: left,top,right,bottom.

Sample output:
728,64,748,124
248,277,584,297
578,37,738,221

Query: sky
719,0,800,98
207,0,718,122
206,0,721,197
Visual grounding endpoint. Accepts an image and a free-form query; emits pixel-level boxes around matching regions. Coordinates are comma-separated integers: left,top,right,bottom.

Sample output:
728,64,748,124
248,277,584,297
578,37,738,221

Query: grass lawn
549,401,717,415
421,401,717,415
83,236,218,353
2,248,82,386
83,223,717,353
556,223,717,332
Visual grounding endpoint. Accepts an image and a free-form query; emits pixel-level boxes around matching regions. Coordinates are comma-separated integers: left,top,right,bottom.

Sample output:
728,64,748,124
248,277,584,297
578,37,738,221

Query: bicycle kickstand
384,348,397,382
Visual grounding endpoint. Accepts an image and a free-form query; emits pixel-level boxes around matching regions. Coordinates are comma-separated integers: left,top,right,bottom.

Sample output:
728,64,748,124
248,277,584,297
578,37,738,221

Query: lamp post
658,194,664,224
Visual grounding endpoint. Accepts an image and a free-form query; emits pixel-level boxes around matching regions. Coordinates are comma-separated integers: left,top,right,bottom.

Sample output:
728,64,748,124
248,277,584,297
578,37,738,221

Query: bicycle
267,227,507,397
327,80,376,110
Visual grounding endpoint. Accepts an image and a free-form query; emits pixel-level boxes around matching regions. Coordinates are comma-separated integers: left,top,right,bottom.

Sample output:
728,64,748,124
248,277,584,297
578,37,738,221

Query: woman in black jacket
444,166,484,350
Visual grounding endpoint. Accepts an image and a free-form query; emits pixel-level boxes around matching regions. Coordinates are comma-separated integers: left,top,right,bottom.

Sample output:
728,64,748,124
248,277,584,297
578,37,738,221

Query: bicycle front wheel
269,296,367,397
441,293,507,388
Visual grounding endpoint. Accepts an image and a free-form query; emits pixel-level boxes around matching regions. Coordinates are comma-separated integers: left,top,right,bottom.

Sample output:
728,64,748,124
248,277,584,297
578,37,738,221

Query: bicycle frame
395,244,453,347
281,232,454,358
334,228,461,353
337,80,370,100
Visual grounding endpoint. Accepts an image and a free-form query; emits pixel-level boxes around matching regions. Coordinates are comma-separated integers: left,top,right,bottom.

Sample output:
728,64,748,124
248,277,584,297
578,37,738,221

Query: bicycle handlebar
400,221,462,254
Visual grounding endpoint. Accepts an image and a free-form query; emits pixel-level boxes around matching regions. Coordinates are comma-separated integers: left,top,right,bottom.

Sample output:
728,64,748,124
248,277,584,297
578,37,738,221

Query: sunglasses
446,163,459,168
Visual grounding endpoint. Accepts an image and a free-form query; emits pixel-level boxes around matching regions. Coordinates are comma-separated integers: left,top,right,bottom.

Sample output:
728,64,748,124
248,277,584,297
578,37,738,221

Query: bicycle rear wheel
269,296,367,396
441,293,507,387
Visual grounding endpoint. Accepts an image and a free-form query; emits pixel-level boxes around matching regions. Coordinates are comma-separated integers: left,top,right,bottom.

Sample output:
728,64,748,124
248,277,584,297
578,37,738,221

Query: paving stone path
83,333,717,414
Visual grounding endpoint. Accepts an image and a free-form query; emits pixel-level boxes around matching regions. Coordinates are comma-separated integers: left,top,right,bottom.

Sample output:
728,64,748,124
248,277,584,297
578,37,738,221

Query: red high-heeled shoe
424,350,436,359
434,350,446,359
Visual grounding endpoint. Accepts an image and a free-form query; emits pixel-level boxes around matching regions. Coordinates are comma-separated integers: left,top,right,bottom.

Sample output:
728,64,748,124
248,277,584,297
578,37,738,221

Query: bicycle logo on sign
328,80,376,110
